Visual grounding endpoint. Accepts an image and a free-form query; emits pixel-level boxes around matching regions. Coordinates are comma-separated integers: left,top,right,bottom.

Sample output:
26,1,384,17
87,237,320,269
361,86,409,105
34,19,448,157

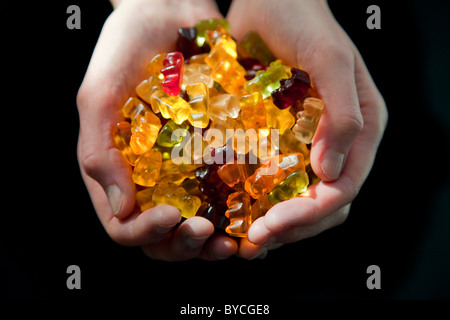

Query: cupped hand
77,0,238,261
227,0,388,259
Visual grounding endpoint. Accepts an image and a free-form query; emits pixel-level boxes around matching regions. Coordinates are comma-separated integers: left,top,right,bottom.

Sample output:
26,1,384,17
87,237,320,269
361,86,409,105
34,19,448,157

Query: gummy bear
244,153,305,199
271,68,311,109
197,202,230,231
157,171,196,185
217,163,251,187
136,187,157,212
136,53,166,104
122,96,150,123
132,149,163,187
225,191,252,237
209,32,237,60
278,130,311,166
152,181,201,218
263,96,295,135
244,59,290,99
239,91,267,131
113,121,138,166
150,90,191,124
186,82,210,128
161,51,184,96
159,159,202,180
239,57,267,80
156,120,190,148
195,162,234,229
267,170,309,205
237,31,276,66
152,144,173,161
130,111,162,155
208,93,240,122
195,18,230,47
250,194,273,222
205,40,246,96
182,62,214,90
292,97,325,144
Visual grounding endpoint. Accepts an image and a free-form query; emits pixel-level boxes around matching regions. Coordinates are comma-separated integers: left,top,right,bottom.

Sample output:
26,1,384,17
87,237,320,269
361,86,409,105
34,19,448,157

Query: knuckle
78,146,103,180
338,175,360,205
304,38,353,69
337,111,365,137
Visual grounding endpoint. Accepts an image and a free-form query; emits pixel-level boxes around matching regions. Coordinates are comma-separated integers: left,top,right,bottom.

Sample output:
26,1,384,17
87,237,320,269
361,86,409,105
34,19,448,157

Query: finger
141,216,214,261
104,205,182,246
307,46,364,182
249,204,350,246
78,134,137,225
198,232,239,261
278,204,350,243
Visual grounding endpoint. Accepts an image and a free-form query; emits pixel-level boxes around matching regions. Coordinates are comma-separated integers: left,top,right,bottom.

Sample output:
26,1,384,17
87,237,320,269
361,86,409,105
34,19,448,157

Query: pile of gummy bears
113,19,324,237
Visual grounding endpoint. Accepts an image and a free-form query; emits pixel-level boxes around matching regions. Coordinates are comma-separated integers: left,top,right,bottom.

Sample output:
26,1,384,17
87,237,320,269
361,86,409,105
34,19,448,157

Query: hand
77,0,238,261
227,0,388,259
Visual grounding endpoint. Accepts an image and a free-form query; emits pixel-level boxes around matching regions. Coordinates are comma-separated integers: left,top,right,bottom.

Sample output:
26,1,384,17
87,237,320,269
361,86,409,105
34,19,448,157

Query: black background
1,0,449,310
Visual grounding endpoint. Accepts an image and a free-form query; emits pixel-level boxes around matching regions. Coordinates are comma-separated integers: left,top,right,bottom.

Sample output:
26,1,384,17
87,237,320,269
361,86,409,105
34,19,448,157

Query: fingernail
321,150,345,180
185,236,208,249
106,184,122,216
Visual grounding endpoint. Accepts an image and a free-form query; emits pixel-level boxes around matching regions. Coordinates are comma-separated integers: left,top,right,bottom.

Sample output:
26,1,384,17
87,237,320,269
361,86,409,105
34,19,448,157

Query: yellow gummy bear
152,181,201,218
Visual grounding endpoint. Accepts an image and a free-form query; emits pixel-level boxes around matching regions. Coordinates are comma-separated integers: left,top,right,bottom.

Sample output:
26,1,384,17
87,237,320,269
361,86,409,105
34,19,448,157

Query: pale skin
77,0,387,261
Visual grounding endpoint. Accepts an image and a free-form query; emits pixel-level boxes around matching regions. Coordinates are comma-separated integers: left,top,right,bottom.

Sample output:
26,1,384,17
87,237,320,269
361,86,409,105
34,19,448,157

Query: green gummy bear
195,18,230,47
237,31,276,66
244,59,290,99
267,170,309,205
156,120,190,147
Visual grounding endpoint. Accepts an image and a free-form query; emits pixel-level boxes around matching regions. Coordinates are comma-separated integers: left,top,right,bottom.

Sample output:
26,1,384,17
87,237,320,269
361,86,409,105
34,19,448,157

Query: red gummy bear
271,68,311,109
161,51,184,96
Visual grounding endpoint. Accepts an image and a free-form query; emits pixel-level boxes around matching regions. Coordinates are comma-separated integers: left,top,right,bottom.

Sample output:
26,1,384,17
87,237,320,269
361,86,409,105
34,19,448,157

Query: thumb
76,8,148,221
306,43,364,181
77,81,136,219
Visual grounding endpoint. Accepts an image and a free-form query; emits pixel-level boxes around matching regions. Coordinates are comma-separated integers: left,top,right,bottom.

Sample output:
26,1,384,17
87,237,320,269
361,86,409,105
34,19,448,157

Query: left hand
227,0,388,259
